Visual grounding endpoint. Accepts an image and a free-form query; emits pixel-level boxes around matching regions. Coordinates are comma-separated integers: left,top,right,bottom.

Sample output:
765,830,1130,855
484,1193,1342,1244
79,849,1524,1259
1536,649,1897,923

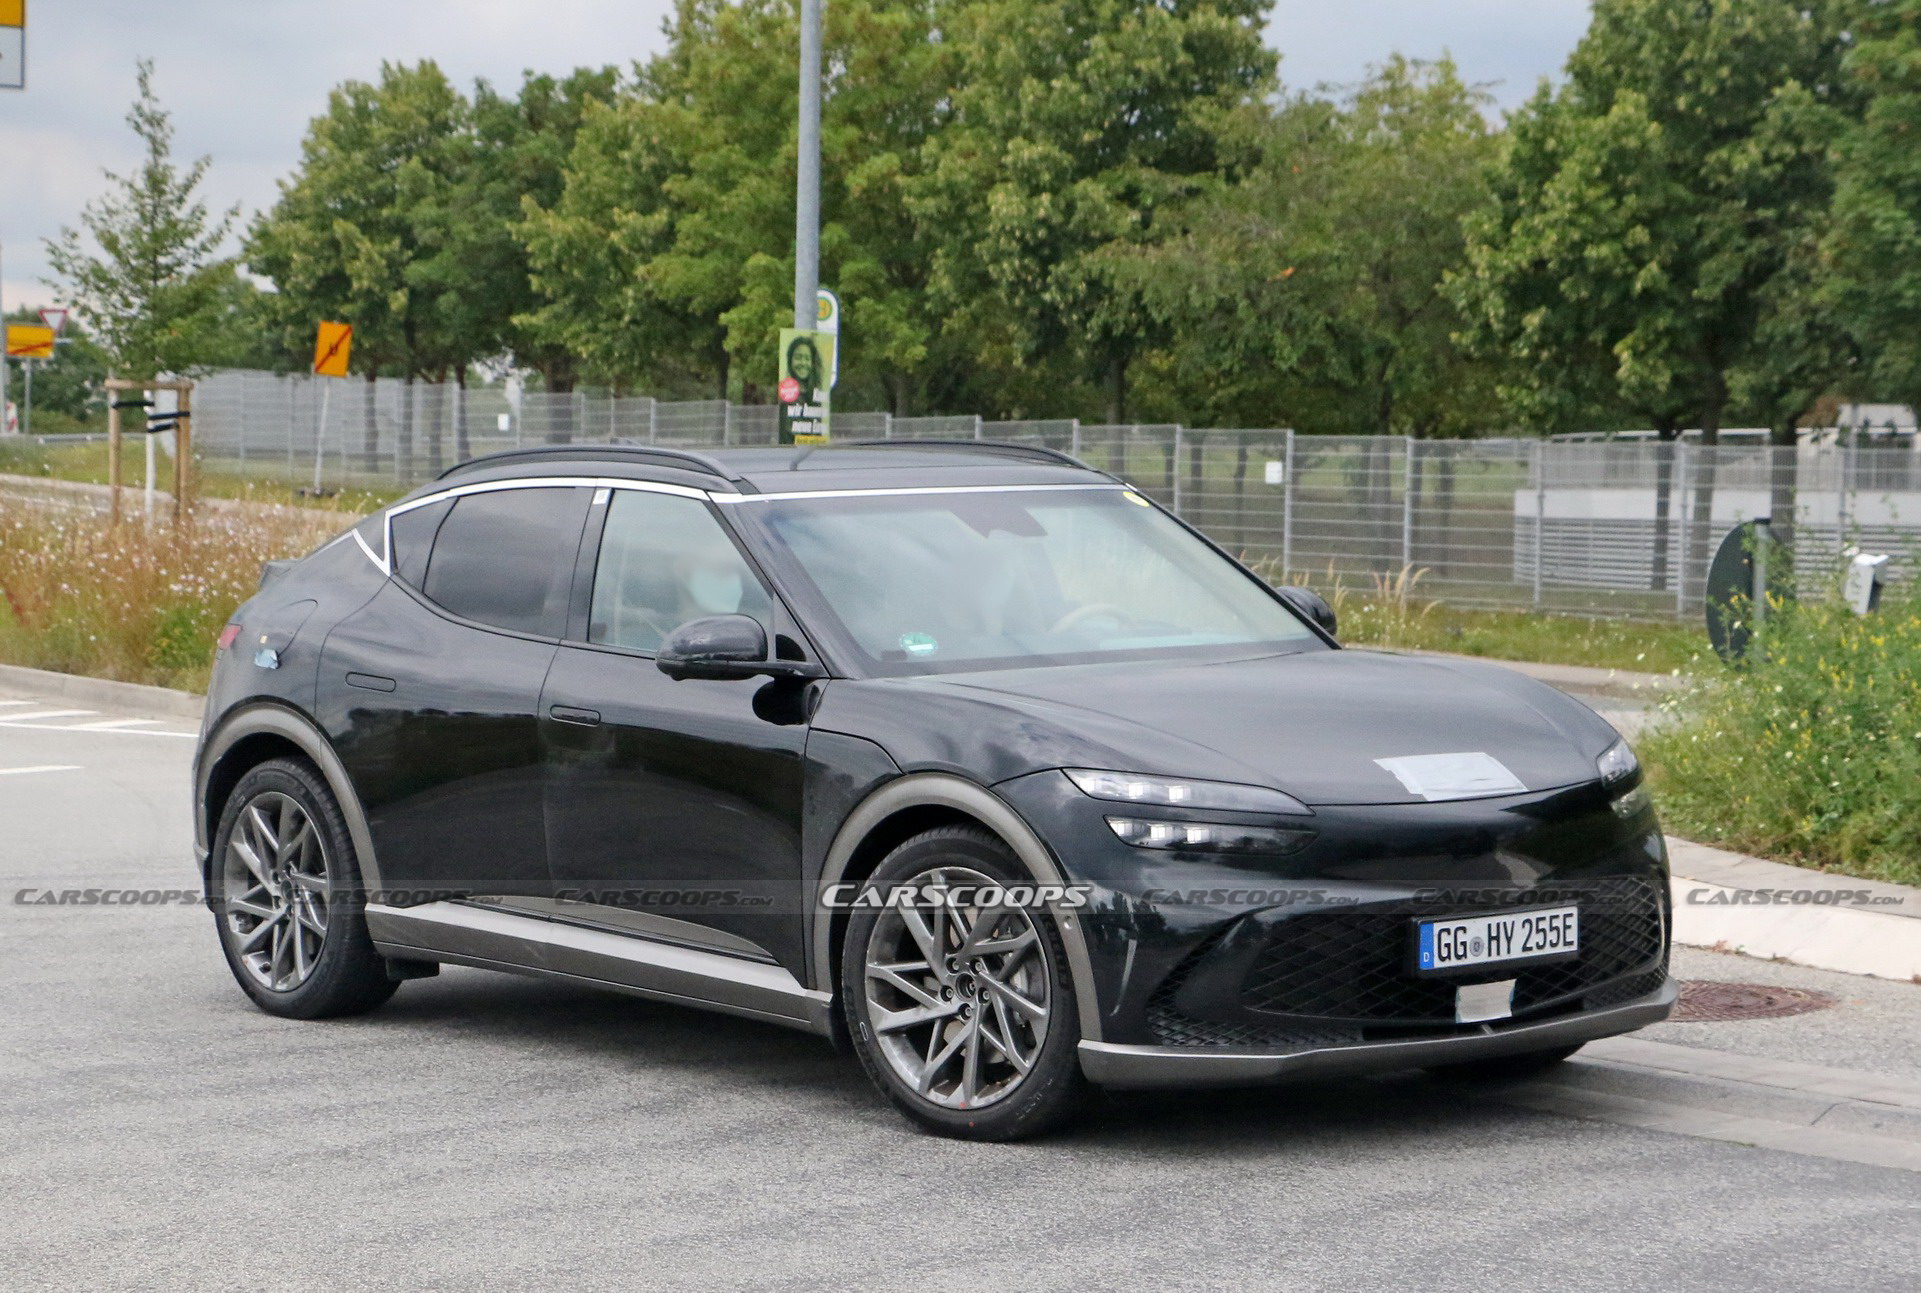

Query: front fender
810,772,1108,1042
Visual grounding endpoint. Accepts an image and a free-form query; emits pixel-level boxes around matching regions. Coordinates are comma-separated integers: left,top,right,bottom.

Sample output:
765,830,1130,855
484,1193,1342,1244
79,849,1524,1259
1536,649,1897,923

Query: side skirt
366,901,834,1037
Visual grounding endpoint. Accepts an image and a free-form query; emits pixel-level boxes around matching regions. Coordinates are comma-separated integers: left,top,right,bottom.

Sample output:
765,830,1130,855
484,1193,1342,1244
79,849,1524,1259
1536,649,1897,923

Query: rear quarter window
419,487,590,637
388,498,453,588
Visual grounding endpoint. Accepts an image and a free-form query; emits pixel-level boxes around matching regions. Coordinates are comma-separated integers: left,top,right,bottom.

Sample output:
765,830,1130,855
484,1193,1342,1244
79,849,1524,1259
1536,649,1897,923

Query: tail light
216,624,242,653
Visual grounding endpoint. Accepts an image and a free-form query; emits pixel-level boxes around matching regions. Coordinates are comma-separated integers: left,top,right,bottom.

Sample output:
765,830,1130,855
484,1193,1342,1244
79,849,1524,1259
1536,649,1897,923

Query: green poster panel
777,328,832,445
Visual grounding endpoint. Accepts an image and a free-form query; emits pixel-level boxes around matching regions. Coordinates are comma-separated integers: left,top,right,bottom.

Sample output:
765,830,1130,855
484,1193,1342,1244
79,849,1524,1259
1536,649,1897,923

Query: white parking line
0,710,95,723
0,765,82,777
63,718,163,730
0,720,196,739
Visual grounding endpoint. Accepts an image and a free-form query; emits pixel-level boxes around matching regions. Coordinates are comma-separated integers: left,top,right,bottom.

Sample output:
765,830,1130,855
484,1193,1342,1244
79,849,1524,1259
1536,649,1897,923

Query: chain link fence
191,369,1921,619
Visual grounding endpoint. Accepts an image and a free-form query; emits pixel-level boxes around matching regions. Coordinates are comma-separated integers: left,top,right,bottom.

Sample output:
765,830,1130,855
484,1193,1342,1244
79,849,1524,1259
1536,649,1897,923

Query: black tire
208,757,398,1019
841,825,1088,1141
1428,1043,1584,1083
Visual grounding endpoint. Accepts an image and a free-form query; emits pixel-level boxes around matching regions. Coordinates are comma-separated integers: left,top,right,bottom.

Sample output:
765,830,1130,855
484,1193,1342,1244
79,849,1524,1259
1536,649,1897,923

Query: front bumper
1080,975,1676,1089
994,768,1672,1052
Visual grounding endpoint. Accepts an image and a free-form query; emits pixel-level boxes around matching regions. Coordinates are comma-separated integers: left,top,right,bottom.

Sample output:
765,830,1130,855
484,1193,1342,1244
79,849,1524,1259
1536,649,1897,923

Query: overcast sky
0,1,1593,312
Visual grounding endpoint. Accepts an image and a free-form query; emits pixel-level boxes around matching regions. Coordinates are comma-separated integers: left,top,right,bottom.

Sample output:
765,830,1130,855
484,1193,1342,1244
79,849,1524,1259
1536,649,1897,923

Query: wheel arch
196,702,383,896
812,772,1105,1043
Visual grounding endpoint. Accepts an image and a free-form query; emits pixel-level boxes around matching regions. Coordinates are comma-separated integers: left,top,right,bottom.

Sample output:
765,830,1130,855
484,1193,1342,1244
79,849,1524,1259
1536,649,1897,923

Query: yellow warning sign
312,321,353,378
0,2,22,30
5,324,53,360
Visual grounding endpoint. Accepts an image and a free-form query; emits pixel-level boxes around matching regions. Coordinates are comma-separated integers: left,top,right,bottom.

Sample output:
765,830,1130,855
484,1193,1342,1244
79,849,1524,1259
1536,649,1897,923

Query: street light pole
793,0,822,332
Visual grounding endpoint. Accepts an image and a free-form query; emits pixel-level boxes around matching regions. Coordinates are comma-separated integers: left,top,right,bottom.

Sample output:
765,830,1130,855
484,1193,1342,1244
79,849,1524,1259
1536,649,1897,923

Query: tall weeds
1641,589,1921,888
0,503,341,691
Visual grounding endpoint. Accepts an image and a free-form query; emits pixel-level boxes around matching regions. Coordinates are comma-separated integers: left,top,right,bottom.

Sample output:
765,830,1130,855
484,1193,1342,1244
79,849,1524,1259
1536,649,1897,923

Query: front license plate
1415,905,1579,975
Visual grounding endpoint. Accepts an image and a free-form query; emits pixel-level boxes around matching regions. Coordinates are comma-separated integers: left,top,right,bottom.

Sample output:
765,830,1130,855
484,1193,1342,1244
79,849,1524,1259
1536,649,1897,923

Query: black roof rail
436,443,749,485
831,438,1103,473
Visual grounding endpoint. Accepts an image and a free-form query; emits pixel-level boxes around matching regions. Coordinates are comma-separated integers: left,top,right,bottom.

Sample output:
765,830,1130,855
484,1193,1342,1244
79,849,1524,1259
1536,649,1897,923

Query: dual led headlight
1598,739,1651,819
1064,768,1316,856
1072,741,1650,855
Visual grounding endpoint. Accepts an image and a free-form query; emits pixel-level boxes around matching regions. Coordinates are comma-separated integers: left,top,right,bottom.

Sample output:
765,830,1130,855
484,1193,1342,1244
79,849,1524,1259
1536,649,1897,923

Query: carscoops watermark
16,887,203,907
477,889,770,909
1683,887,1905,908
1140,887,1355,907
820,882,1092,911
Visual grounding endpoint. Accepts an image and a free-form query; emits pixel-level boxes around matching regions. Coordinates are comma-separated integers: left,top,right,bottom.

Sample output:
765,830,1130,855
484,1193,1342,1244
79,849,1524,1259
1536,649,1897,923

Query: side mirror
656,615,824,682
1277,585,1338,640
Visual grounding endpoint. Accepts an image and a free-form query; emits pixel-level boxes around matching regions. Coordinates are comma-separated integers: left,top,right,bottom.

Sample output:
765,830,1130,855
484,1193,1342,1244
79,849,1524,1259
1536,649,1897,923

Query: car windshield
742,486,1322,674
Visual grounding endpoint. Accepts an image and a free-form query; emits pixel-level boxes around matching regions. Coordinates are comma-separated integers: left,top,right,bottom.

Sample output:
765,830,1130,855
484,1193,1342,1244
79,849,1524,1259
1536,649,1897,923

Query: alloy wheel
221,790,331,992
861,865,1053,1110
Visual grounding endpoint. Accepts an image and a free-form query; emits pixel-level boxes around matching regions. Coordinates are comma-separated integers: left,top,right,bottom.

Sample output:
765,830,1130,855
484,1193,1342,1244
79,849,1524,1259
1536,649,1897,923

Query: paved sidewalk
1667,837,1919,983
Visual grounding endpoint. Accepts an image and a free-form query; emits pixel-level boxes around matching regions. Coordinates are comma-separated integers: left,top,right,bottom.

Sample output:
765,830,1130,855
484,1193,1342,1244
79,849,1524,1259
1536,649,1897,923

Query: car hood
917,649,1618,806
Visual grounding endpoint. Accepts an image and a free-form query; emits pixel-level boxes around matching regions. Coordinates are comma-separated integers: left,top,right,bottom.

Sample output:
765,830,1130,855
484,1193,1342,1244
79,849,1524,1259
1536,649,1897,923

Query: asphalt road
2,691,1918,1292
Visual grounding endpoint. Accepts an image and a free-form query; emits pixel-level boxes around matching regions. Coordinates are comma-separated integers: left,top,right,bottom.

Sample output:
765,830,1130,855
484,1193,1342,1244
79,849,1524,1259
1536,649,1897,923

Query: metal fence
190,369,1921,620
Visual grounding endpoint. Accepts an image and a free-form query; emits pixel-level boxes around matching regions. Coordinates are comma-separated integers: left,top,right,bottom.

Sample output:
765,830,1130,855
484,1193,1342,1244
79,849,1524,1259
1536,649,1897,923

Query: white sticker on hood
1374,752,1527,801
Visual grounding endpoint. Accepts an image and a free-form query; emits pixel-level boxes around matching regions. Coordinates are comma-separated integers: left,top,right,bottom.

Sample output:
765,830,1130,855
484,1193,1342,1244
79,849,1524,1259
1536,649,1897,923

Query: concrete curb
0,662,206,723
1666,836,1920,984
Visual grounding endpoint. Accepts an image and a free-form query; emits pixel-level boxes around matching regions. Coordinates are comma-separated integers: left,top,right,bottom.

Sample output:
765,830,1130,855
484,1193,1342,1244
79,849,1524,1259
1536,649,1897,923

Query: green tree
519,2,792,401
468,66,620,413
1121,57,1499,438
909,0,1276,423
44,61,240,380
1826,0,1921,413
521,0,951,411
1456,0,1856,582
247,61,473,470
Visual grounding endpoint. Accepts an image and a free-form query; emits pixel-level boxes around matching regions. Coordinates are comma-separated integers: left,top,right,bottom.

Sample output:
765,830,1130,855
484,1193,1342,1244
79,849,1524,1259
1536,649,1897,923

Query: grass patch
1361,603,1705,674
0,502,343,692
1641,590,1921,889
1251,560,1706,674
0,437,402,515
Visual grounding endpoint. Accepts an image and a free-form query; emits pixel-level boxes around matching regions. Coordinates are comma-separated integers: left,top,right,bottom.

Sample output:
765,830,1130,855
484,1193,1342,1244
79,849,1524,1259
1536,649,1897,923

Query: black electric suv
193,441,1673,1139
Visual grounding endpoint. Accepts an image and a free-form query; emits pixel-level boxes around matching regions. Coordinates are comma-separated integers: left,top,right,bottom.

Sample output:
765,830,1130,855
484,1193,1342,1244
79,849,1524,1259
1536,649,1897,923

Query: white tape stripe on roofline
714,483,1128,504
372,475,711,575
356,476,1122,575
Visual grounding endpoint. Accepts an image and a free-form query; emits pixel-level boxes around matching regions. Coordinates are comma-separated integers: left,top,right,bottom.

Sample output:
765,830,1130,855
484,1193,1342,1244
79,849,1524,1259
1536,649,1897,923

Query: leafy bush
0,502,340,691
1641,590,1921,888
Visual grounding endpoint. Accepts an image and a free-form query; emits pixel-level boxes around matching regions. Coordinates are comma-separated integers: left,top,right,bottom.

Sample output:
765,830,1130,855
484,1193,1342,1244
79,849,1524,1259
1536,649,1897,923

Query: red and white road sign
38,307,68,335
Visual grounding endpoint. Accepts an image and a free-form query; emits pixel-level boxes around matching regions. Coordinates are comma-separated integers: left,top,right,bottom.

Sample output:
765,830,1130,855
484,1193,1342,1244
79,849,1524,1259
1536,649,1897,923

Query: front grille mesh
1238,875,1665,1027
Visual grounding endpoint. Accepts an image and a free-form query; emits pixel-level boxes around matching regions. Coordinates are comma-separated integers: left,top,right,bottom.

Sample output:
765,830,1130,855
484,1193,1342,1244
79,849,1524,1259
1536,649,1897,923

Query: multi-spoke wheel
209,758,398,1019
222,790,331,992
843,826,1086,1140
863,863,1053,1110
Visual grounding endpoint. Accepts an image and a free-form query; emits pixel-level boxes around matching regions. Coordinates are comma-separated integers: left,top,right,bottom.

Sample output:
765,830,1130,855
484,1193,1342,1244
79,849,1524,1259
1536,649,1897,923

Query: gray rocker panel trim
367,900,833,1035
810,771,1106,1043
1079,978,1679,1089
477,896,777,962
194,701,386,895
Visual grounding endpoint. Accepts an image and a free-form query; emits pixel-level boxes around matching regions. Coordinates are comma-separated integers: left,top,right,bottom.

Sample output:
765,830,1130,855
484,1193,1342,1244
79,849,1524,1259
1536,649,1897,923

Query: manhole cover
1671,980,1838,1022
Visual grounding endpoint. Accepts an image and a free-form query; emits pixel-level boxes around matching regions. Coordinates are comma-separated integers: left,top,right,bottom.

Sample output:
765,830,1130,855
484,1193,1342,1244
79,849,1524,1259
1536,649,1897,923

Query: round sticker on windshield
899,632,939,657
1121,491,1150,506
